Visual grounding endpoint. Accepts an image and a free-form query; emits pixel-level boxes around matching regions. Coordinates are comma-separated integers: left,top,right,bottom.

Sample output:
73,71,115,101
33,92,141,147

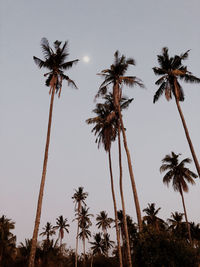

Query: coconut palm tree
39,222,55,243
97,51,143,233
90,232,105,255
54,215,69,248
0,215,16,266
160,151,197,243
87,93,133,267
77,207,93,267
29,38,78,267
153,47,200,177
167,212,186,239
96,211,113,235
143,203,165,231
72,187,88,267
102,233,115,256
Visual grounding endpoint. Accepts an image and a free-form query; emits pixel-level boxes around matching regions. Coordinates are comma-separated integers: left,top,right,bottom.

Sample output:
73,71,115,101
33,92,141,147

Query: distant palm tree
160,151,197,243
102,233,115,255
29,38,78,267
167,211,186,238
97,51,143,235
72,187,88,267
54,215,69,248
143,203,165,231
96,211,113,235
77,207,93,267
0,215,16,266
90,232,105,255
39,222,55,243
153,47,200,177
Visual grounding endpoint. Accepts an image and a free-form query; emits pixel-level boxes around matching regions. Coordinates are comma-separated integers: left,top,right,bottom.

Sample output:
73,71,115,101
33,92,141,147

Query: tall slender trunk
29,77,56,267
75,205,81,267
179,184,192,243
118,108,142,231
118,126,132,267
108,149,123,267
174,79,200,178
83,235,86,267
175,99,200,177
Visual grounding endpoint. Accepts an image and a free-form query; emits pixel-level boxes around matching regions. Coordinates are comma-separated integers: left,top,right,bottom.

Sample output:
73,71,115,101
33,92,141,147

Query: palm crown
160,152,197,192
33,38,79,97
153,47,200,103
97,50,144,100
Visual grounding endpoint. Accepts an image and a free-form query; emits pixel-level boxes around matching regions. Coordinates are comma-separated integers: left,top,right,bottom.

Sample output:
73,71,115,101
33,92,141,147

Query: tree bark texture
108,149,123,267
29,77,57,267
118,126,132,267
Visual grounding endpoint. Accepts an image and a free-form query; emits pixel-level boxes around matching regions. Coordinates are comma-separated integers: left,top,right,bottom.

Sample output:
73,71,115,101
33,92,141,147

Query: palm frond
33,56,45,69
61,59,79,70
40,37,52,59
153,82,167,103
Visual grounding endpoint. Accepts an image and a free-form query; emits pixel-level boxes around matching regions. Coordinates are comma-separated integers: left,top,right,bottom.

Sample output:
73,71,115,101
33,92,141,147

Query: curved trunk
29,77,56,267
174,80,200,178
179,183,192,244
118,126,132,267
108,149,123,267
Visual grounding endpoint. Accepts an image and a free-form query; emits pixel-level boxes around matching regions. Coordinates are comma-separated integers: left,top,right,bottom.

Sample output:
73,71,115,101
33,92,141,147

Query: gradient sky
1,0,200,252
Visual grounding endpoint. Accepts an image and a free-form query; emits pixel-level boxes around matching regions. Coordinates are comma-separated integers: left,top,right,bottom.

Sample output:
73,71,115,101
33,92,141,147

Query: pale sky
1,0,200,251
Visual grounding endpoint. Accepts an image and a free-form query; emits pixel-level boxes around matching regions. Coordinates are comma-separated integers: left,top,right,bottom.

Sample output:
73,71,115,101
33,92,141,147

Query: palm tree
102,233,115,255
143,203,165,231
160,151,197,243
29,38,78,267
39,222,55,243
72,187,88,267
97,51,143,233
0,215,16,266
96,211,113,256
90,233,105,256
77,207,93,267
87,94,133,267
167,212,186,238
96,211,113,235
153,47,200,177
54,215,69,248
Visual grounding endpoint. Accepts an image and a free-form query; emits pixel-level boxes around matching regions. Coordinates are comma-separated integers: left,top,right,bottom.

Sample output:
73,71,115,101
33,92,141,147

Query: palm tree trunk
118,106,142,231
118,126,132,267
29,77,57,267
108,149,123,267
179,183,192,243
83,235,86,267
75,216,80,267
174,82,200,178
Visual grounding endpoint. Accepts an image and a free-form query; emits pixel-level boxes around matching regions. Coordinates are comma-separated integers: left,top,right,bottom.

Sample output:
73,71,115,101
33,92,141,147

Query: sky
1,0,200,252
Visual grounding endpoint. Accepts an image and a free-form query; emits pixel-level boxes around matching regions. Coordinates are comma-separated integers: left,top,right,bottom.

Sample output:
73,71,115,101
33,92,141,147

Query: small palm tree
160,151,197,243
72,187,88,267
39,222,55,243
167,211,186,238
54,215,69,248
143,203,165,231
29,38,78,267
0,215,16,266
153,47,200,177
90,233,105,255
77,207,93,267
102,233,115,256
96,211,113,235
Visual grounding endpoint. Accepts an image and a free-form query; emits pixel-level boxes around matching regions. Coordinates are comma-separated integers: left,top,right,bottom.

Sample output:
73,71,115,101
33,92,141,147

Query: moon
83,56,90,63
